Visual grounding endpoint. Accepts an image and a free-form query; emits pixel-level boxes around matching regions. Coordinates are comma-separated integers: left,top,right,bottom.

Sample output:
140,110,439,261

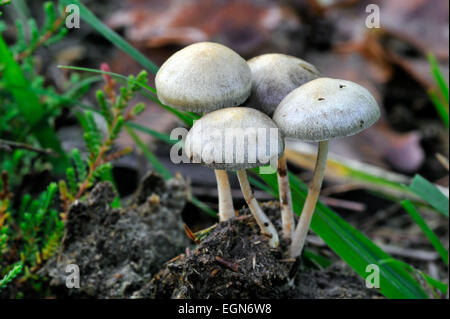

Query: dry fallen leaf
107,0,301,55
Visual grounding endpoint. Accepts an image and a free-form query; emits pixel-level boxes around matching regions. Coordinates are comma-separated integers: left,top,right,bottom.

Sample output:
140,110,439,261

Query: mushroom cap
185,107,284,170
155,42,252,112
273,78,380,142
245,53,320,116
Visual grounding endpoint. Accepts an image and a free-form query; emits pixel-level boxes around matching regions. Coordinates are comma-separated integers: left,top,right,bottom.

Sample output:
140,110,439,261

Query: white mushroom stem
289,140,329,259
236,169,279,248
214,169,236,221
277,153,295,240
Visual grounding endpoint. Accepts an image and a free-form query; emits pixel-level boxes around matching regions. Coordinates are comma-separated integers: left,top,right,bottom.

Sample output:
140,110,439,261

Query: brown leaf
107,0,301,55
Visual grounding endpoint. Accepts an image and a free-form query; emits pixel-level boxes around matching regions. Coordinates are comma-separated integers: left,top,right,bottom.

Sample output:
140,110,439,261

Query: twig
378,243,440,261
436,153,449,172
319,196,366,212
0,139,58,156
321,183,361,196
285,141,449,199
215,256,239,272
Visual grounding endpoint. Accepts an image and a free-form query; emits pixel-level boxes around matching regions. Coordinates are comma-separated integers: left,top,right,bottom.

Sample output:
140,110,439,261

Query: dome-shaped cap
273,78,380,142
245,54,320,116
185,107,284,170
155,42,251,112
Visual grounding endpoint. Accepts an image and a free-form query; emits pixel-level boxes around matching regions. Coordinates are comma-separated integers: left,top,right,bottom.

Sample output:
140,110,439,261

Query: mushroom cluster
155,42,380,259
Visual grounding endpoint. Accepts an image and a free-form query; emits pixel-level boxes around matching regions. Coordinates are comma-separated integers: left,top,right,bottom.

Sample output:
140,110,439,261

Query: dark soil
42,172,189,298
38,175,381,299
136,201,382,299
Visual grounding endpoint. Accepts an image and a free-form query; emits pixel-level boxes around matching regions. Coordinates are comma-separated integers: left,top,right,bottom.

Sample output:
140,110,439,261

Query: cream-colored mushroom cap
246,54,320,116
155,42,252,112
185,107,284,170
273,78,380,142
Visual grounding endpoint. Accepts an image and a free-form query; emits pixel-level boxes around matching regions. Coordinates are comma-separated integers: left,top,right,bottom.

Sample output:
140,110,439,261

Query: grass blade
285,148,418,200
402,200,448,266
125,126,172,180
428,89,449,128
253,169,428,298
190,197,217,218
60,0,159,74
428,53,449,103
427,54,449,128
126,122,176,146
408,175,449,217
59,65,196,126
380,258,448,296
125,126,216,217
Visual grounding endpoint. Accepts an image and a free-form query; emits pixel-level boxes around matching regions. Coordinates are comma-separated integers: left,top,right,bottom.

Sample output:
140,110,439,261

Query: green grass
379,259,447,297
427,54,449,129
125,126,172,180
402,200,448,266
60,0,159,75
408,174,449,218
253,169,427,298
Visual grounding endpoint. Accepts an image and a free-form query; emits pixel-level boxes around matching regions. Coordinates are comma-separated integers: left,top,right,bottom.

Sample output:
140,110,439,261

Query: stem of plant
277,153,295,240
236,169,279,248
215,169,236,221
289,140,329,259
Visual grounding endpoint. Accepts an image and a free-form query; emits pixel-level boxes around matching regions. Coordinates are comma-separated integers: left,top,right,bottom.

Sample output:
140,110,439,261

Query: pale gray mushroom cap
245,53,320,116
273,78,380,142
185,107,284,170
155,42,252,112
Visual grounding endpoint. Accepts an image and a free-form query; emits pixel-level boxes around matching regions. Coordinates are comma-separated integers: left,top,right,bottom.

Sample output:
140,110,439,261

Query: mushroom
156,42,251,112
184,107,284,248
155,42,252,222
273,78,380,258
245,53,320,241
246,54,320,116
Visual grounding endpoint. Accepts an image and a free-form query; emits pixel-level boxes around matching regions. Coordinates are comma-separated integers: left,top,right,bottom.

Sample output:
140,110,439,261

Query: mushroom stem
277,153,295,240
289,140,329,259
236,169,279,248
214,169,236,221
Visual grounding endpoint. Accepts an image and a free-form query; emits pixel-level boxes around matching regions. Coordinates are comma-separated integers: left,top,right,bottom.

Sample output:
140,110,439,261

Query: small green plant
427,54,449,129
0,262,23,291
0,1,71,171
0,65,148,295
1,2,149,291
59,65,148,216
0,1,93,181
0,172,63,292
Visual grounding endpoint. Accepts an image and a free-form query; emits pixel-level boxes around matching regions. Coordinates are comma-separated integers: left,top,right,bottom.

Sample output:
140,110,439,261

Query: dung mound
137,201,381,299
137,202,294,299
42,172,189,298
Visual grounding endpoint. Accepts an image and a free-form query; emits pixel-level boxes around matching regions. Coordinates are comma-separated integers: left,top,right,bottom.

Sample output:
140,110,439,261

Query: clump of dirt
291,262,382,299
136,203,293,299
42,172,189,298
136,201,382,299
